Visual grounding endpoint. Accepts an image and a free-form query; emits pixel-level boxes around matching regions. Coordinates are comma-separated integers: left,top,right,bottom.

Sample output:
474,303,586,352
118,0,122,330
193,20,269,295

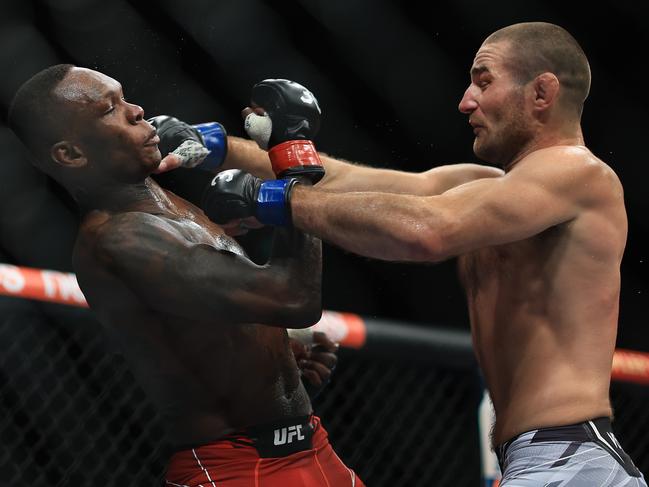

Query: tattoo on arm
94,213,321,327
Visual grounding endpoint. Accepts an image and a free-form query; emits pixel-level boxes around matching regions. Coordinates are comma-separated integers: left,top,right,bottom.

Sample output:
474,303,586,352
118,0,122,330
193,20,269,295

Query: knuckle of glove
149,115,183,135
251,79,321,147
202,170,259,224
147,115,172,128
285,116,319,141
251,79,287,113
149,115,205,155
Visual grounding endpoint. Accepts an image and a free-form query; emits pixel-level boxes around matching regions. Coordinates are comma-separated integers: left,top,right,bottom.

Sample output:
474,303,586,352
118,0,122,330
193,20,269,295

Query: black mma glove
202,169,299,226
148,115,227,170
244,79,324,183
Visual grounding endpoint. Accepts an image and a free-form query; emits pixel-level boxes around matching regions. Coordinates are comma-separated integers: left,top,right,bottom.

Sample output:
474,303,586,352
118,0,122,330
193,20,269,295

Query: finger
221,218,262,231
309,351,338,369
220,220,250,237
289,339,308,360
302,360,332,382
300,367,322,387
221,219,243,228
239,216,264,230
154,153,183,174
241,106,266,119
222,226,249,237
312,331,339,352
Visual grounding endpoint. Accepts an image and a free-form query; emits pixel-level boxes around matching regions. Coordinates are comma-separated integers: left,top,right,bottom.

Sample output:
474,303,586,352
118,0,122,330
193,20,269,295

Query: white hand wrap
171,140,211,168
244,112,273,150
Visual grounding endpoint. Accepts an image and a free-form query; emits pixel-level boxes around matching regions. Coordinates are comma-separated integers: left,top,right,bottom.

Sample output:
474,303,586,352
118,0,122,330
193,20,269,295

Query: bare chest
163,193,246,256
458,227,564,297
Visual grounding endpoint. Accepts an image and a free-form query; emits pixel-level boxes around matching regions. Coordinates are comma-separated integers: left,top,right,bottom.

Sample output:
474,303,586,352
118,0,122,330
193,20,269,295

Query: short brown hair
485,22,591,116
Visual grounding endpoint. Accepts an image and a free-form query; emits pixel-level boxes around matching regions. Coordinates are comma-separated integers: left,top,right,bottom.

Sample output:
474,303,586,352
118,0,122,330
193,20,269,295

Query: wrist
256,178,300,226
193,122,228,170
269,140,322,177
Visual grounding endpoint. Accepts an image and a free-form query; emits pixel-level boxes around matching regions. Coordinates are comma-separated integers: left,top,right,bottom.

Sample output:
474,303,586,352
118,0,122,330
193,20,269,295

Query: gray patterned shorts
496,418,647,486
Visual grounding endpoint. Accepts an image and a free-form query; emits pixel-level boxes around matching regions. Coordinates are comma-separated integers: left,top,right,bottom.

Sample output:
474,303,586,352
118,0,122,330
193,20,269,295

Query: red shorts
165,415,364,487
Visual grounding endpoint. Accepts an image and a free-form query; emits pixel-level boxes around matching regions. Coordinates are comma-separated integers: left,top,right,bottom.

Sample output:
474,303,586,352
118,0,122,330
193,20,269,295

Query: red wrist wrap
269,140,322,175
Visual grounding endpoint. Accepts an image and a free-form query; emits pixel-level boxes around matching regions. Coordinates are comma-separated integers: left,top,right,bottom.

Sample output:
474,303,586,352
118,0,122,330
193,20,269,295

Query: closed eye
103,97,126,115
102,91,126,115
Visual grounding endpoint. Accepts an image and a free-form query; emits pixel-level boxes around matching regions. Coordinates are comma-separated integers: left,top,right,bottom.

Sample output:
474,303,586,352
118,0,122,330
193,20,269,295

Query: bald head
485,22,591,117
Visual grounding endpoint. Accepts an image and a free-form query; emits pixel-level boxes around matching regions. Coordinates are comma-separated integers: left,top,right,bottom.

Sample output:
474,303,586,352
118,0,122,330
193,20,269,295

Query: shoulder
84,212,185,266
94,212,181,241
511,146,622,202
521,146,616,177
97,211,174,233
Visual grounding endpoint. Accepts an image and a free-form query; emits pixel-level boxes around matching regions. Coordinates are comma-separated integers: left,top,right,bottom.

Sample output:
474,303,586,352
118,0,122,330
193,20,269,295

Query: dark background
0,0,647,350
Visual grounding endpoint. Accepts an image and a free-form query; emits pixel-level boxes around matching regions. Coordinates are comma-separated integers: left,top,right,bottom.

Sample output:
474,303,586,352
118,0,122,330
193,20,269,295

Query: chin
474,140,493,163
150,147,162,163
474,143,506,167
144,151,162,170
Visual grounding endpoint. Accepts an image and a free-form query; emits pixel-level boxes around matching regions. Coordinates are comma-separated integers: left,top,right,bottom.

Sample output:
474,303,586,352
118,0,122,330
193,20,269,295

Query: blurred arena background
1,0,648,485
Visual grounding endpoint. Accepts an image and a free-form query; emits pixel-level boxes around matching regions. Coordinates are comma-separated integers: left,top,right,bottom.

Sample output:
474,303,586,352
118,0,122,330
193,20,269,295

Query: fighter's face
54,67,161,182
458,41,534,167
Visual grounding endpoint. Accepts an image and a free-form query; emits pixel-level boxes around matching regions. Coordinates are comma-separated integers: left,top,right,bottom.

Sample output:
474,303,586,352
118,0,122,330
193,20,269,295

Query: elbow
293,283,323,327
413,235,449,263
295,307,323,329
278,279,322,328
282,300,322,329
401,222,454,263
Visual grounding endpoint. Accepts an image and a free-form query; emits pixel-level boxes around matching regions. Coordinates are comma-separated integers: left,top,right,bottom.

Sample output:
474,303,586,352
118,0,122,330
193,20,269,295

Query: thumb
154,153,183,174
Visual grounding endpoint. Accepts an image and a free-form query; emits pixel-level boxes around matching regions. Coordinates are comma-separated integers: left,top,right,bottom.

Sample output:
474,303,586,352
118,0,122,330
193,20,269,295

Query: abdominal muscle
476,314,614,446
459,239,619,446
102,310,312,448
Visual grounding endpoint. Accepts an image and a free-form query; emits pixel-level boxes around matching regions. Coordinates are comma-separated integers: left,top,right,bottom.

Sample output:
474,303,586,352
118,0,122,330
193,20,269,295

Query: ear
532,72,560,111
50,141,88,168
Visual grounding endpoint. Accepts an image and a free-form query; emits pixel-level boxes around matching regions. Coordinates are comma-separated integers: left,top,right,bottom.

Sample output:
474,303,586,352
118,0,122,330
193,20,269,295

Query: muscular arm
289,151,605,262
219,136,276,179
93,213,321,327
318,159,503,195
220,136,503,195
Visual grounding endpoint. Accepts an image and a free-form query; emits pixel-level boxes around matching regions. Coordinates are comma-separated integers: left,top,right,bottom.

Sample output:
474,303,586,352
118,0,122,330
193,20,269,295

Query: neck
504,124,584,171
73,177,172,215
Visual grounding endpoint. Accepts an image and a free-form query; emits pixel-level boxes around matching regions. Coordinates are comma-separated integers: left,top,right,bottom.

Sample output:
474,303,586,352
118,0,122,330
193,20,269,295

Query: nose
458,85,478,114
127,102,144,124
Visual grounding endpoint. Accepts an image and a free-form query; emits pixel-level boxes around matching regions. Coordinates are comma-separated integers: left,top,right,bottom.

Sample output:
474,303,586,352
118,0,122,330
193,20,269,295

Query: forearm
221,137,345,184
96,213,319,327
290,186,445,262
318,159,503,196
267,226,323,325
221,136,276,179
219,137,427,195
316,155,423,193
220,137,379,189
158,242,320,327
